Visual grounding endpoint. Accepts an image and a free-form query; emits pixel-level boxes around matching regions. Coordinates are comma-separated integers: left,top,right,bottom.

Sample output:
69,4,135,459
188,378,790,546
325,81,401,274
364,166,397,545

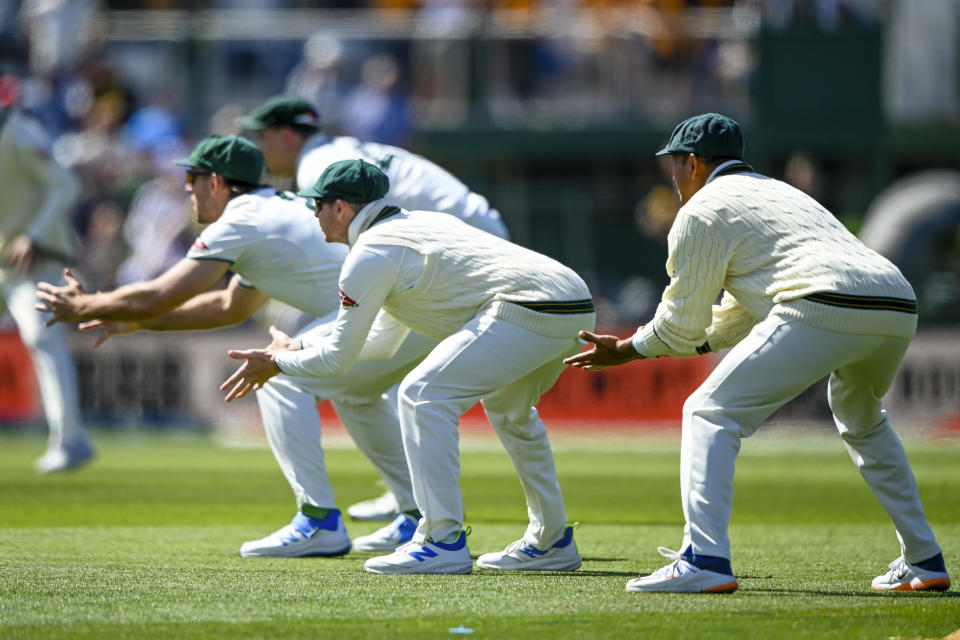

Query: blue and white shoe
625,547,739,593
476,525,582,571
35,437,95,474
239,510,351,558
364,530,472,574
352,513,419,552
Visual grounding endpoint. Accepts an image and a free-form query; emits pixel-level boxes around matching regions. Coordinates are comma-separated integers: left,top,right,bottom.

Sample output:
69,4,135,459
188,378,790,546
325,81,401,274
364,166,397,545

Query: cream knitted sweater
358,209,594,340
632,171,917,359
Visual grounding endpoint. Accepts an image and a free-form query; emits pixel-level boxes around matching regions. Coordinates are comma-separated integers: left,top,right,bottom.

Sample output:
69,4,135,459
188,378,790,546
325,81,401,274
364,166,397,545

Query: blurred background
0,0,958,436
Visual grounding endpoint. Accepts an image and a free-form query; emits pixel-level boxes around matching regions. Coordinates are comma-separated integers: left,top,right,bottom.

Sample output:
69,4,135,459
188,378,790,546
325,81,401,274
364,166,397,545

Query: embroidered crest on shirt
339,288,359,308
192,238,209,251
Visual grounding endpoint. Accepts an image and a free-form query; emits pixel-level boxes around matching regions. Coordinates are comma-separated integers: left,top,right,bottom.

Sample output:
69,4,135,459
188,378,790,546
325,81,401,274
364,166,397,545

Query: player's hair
224,178,261,197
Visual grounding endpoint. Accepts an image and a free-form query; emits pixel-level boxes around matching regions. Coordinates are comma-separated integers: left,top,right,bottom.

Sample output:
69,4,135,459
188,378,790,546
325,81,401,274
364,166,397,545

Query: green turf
1,430,958,639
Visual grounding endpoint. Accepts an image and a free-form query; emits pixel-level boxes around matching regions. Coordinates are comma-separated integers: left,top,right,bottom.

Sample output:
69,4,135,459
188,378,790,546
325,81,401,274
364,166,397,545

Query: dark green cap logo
237,95,321,130
656,113,744,159
175,135,264,185
297,159,389,203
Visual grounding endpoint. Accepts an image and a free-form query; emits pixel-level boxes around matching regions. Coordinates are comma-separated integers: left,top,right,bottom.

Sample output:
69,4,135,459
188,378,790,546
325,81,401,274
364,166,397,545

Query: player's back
188,188,347,319
297,135,507,238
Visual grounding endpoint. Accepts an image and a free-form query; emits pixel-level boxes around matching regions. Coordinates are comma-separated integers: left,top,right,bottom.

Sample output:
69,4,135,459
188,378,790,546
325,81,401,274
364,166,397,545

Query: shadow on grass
740,587,959,598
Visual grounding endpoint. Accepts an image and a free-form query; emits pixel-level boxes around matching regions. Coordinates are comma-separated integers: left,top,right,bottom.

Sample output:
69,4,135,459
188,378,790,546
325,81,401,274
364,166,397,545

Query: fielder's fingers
225,380,253,403
578,330,601,342
219,368,244,392
78,320,103,331
227,349,261,360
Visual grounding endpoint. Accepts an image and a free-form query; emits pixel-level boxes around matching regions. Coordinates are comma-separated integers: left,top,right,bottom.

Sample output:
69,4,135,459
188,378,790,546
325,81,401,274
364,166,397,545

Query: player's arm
36,258,232,325
79,275,268,346
220,245,402,401
630,213,729,359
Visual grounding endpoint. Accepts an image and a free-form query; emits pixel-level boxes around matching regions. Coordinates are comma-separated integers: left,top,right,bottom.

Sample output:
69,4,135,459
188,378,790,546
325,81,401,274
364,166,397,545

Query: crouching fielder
566,113,949,594
223,159,595,575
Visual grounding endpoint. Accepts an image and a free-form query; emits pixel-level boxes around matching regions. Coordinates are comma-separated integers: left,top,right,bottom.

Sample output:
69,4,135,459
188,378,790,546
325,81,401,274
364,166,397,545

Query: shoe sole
240,543,351,558
476,559,582,571
625,580,739,594
873,577,951,592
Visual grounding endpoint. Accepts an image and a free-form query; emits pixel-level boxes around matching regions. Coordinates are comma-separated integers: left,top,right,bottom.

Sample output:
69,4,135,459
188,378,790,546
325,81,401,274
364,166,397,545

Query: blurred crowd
0,0,957,329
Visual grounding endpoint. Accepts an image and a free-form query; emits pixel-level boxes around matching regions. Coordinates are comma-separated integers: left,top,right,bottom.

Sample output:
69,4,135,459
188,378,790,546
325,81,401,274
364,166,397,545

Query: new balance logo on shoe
409,546,438,562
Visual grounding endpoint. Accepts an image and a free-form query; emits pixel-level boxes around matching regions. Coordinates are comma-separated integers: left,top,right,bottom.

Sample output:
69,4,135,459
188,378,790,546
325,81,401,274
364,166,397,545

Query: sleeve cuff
631,324,669,358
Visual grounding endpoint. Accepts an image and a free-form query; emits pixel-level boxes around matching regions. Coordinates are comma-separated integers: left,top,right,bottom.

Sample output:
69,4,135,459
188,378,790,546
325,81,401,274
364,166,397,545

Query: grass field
1,428,959,639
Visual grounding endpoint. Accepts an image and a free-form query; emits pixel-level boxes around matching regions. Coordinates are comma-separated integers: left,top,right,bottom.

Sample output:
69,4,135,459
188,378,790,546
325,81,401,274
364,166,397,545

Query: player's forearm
137,291,247,332
77,284,183,321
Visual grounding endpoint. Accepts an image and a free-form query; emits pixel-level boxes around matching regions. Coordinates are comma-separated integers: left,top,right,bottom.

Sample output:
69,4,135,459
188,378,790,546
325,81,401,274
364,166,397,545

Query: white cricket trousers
0,263,85,450
255,326,437,512
398,313,586,548
681,315,942,564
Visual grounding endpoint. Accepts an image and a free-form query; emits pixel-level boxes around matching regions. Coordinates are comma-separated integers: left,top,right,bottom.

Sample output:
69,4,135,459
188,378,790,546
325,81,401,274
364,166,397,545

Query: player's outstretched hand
35,268,87,326
78,319,138,348
563,330,646,371
266,325,299,351
220,347,281,402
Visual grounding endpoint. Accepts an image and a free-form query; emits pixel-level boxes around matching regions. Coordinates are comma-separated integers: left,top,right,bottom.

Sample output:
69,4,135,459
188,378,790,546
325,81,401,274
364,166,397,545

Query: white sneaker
625,547,739,594
239,510,351,558
346,491,400,522
364,530,472,574
872,556,951,592
476,525,581,571
352,513,419,552
35,438,95,473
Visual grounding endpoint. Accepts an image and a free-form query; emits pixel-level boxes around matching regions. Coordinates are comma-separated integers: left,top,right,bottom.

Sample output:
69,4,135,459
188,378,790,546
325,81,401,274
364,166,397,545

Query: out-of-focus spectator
285,32,349,135
342,53,412,146
76,199,126,292
784,151,824,202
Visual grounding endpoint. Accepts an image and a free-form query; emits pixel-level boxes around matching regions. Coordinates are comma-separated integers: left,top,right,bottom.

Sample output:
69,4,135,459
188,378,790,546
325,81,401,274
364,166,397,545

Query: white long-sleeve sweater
632,167,917,359
275,202,594,378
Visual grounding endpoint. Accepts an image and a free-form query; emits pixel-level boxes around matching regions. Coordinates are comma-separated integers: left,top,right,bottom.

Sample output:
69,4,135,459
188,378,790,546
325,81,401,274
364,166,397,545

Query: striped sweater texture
633,173,917,358
357,211,595,339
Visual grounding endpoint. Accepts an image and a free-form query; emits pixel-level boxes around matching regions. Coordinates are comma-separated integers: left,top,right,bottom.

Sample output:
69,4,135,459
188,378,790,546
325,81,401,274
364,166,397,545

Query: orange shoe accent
704,581,739,593
913,577,951,591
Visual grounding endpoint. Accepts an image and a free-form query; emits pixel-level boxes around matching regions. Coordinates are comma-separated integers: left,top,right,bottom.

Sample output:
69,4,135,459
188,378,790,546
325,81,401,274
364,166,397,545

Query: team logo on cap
339,288,358,308
294,108,320,126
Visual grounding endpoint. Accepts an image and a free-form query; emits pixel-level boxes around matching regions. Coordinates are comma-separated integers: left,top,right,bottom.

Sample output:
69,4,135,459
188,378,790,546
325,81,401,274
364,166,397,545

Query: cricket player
566,113,950,594
36,136,436,557
239,94,510,522
0,82,92,473
222,159,595,574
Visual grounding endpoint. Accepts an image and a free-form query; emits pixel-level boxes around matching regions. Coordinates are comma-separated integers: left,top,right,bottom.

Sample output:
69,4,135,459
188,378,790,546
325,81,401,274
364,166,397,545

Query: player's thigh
689,316,850,434
400,316,574,407
481,341,578,426
827,335,910,436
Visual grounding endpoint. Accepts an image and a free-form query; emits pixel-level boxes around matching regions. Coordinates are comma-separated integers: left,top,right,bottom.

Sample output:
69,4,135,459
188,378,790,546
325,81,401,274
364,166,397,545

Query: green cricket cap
656,113,744,159
237,95,321,130
297,159,389,202
175,135,264,185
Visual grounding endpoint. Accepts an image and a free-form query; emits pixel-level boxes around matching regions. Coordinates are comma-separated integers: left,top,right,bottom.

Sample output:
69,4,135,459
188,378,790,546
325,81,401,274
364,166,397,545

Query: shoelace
885,556,909,579
648,547,693,579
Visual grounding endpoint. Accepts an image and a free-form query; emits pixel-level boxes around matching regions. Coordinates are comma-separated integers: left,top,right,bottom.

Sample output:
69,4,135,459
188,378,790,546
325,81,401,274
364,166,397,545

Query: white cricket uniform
187,188,434,511
0,108,86,452
630,161,942,564
296,133,509,240
275,202,595,547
